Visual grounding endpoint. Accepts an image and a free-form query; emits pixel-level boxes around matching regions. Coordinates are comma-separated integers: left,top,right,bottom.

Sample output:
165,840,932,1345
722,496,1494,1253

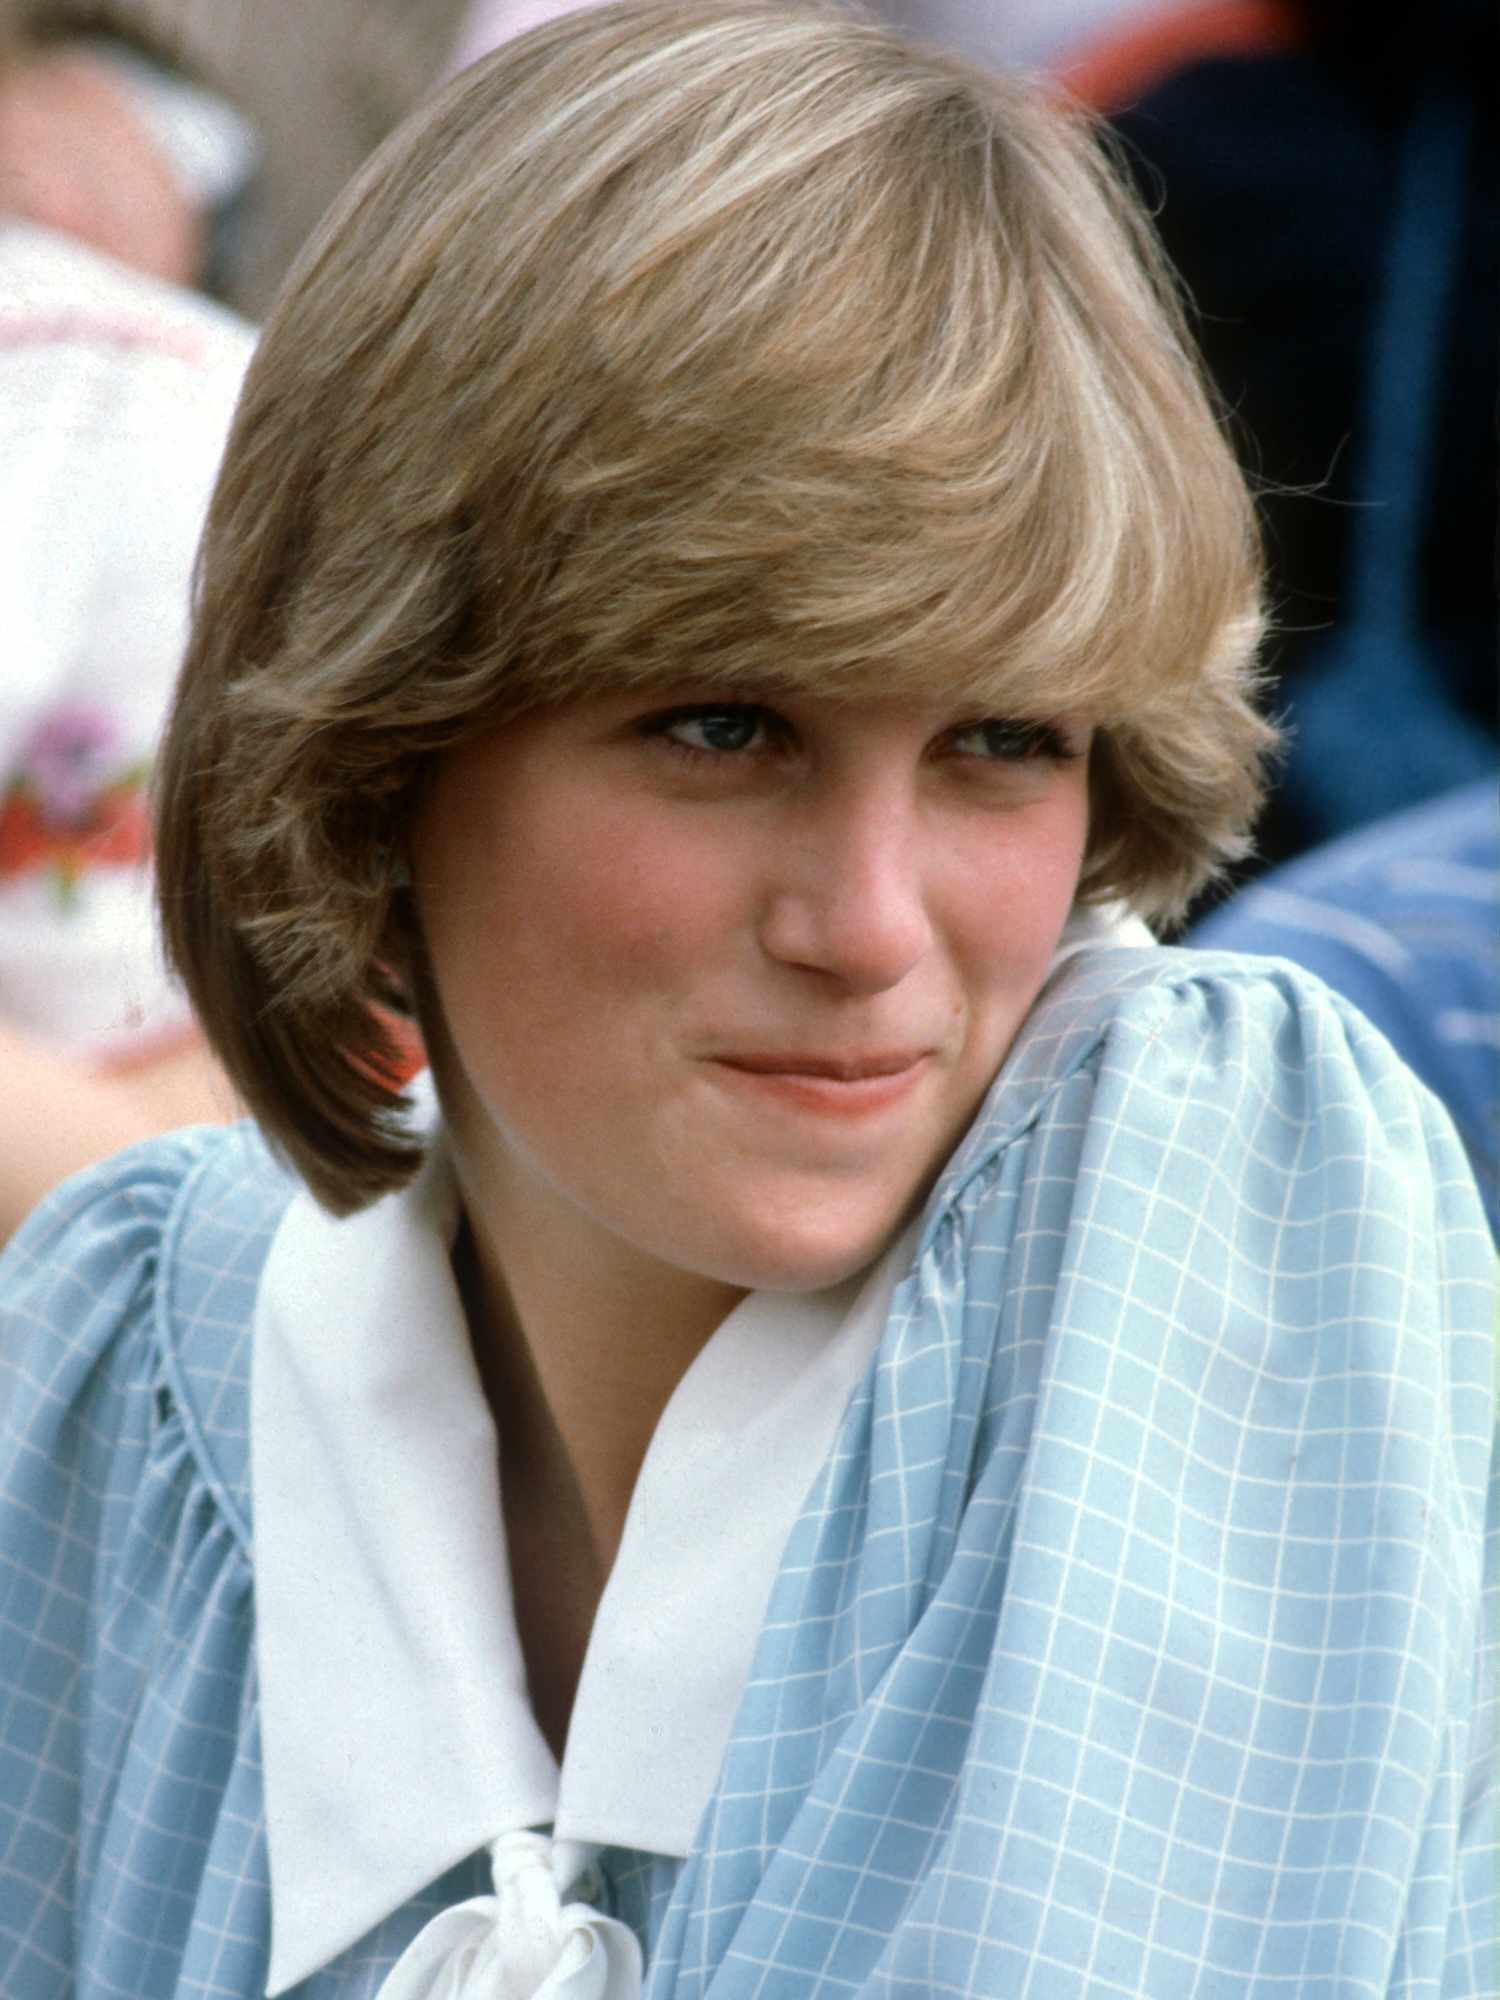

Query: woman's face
411,688,1092,1301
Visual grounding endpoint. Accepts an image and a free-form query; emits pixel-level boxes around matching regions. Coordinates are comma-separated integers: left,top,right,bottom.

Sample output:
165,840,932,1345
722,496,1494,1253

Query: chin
690,1198,915,1296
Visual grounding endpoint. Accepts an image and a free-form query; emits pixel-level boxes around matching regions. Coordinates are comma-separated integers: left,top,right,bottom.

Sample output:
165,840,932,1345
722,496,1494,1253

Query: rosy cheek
962,816,1086,991
527,805,731,982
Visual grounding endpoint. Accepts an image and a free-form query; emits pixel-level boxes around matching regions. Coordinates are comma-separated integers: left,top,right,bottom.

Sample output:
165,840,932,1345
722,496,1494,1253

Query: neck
455,1168,746,1576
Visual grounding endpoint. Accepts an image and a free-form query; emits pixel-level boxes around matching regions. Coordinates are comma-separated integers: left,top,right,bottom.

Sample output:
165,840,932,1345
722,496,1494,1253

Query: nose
757,784,933,993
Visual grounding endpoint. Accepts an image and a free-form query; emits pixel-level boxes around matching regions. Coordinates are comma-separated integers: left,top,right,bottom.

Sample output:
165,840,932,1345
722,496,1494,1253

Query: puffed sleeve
0,1130,244,1995
1002,959,1498,1998
665,952,1498,2000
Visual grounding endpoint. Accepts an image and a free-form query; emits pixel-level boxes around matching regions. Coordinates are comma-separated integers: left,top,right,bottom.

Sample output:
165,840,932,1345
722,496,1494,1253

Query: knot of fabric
377,1831,643,2000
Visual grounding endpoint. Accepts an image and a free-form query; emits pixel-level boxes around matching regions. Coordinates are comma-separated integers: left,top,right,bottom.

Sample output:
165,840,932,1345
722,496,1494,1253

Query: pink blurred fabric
446,0,1194,79
447,0,600,73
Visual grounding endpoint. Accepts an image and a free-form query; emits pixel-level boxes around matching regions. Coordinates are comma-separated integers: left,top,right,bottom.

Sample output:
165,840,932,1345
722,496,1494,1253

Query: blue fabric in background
1191,779,1499,1236
1112,8,1498,871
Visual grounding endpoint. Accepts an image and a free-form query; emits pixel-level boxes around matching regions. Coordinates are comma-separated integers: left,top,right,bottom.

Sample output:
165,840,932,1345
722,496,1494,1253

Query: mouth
716,1051,930,1081
708,1050,933,1117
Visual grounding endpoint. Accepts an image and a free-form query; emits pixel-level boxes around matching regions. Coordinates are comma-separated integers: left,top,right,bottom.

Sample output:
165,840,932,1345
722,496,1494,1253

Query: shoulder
928,942,1494,1385
0,1123,297,1537
941,939,1485,1196
913,940,1495,1554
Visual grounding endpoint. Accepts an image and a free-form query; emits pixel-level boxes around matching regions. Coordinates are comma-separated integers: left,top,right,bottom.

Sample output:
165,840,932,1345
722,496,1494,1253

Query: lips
715,1051,930,1082
707,1049,934,1120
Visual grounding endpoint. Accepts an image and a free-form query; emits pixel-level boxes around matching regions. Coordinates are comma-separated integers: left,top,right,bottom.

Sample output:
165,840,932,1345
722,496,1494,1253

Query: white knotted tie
377,1830,644,2000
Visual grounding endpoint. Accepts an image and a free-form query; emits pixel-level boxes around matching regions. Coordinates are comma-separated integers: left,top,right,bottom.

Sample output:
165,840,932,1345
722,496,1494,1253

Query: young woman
0,5,1492,1995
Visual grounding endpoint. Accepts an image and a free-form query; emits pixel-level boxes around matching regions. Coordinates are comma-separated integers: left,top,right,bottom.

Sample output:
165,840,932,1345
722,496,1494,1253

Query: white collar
252,1126,913,1994
1053,898,1154,963
252,903,1148,1991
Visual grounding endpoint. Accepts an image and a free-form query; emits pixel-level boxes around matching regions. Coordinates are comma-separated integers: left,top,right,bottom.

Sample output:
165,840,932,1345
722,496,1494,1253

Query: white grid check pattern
1,949,1494,1996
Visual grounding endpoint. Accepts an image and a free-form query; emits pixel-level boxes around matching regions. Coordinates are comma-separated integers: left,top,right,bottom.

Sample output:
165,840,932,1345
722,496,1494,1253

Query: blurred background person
1190,779,1499,1236
0,0,467,313
1062,0,1496,881
0,17,249,1235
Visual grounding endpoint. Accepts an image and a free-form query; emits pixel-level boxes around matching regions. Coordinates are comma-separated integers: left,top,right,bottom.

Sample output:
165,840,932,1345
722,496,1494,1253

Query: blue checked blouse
1,946,1495,1997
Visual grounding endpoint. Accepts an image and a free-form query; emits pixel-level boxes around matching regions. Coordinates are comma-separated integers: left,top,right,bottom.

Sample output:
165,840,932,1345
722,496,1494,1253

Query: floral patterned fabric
0,221,252,1057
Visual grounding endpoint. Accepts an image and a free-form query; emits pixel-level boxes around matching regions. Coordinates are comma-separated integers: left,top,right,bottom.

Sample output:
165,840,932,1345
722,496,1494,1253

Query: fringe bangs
157,0,1276,1210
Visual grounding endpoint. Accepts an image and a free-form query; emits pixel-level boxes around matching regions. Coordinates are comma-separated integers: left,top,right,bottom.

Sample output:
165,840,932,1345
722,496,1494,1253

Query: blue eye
949,719,1080,762
650,706,770,755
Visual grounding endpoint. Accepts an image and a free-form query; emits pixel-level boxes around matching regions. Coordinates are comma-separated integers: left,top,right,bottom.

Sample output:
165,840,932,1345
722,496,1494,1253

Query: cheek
573,820,733,977
963,795,1090,974
443,791,738,1014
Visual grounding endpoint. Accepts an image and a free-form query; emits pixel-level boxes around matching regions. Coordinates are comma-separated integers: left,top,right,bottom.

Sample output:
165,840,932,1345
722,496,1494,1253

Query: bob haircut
157,0,1275,1215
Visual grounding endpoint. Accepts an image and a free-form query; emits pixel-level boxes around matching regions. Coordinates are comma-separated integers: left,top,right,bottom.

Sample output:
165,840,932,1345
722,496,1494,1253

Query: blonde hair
157,0,1274,1212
